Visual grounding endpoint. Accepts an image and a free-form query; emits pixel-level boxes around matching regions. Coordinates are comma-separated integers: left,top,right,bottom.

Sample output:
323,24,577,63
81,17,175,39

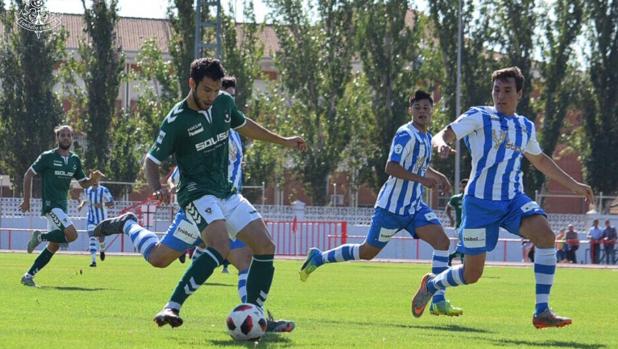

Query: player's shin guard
238,269,248,303
167,247,223,309
534,247,556,315
246,255,274,308
431,250,450,303
321,244,360,265
427,265,466,293
27,247,55,276
124,222,158,261
41,229,67,243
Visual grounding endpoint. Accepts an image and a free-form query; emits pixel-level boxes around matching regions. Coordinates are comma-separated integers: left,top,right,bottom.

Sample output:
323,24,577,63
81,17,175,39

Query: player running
20,125,105,287
412,67,595,328
78,177,114,267
300,90,463,316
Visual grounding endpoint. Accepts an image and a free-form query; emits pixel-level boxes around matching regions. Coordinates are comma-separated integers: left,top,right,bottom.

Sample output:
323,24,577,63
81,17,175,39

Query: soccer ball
226,303,267,341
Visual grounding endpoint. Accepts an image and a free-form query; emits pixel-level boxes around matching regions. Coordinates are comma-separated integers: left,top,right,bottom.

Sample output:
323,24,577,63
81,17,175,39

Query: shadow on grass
319,318,491,334
489,339,606,349
204,282,234,287
39,286,112,291
204,333,293,347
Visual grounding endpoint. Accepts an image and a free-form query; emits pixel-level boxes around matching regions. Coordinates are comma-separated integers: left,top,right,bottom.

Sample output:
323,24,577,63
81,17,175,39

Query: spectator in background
565,224,580,264
587,219,603,264
602,220,617,265
555,229,566,263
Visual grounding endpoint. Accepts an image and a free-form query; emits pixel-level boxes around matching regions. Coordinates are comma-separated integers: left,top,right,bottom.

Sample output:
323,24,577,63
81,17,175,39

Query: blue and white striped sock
534,247,556,315
88,237,98,262
431,250,450,303
192,246,206,261
238,269,248,303
320,244,360,266
427,265,466,293
123,221,158,261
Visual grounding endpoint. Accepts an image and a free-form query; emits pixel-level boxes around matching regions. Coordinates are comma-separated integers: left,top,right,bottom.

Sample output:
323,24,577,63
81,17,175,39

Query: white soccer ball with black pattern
226,303,267,341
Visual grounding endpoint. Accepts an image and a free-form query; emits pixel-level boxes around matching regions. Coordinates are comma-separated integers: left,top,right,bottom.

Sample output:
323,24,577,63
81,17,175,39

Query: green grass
1,252,616,348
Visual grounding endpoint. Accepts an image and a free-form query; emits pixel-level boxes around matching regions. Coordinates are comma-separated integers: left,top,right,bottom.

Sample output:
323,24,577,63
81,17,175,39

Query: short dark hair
492,66,524,92
190,58,225,84
409,90,433,107
222,76,236,89
461,178,469,185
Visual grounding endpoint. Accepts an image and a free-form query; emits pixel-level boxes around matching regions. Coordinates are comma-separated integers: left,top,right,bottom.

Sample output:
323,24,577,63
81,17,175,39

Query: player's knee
47,244,60,253
463,267,483,284
359,244,378,260
533,231,555,249
435,235,450,251
65,227,78,242
149,255,173,268
252,239,275,255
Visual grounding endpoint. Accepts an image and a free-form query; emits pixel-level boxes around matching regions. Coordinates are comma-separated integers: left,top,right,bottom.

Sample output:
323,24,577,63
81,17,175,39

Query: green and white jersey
30,149,86,215
148,92,246,208
447,193,464,228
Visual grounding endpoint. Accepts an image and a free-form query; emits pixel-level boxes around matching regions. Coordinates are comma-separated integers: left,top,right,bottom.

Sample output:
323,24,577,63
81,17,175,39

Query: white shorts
185,193,262,239
46,208,73,231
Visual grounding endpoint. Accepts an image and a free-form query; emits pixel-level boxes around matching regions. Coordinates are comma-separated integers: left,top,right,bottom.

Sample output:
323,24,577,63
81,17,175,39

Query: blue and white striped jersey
450,106,542,201
169,129,244,191
84,185,113,225
228,129,243,191
376,122,432,215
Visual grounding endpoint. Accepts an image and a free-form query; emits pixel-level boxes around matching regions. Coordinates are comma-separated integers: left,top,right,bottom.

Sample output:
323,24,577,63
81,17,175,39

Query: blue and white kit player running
300,90,462,317
78,178,113,267
413,67,595,329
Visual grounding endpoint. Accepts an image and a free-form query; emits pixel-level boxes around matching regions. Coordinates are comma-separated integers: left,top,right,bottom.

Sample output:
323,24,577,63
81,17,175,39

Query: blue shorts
365,204,441,249
458,193,545,255
160,209,247,253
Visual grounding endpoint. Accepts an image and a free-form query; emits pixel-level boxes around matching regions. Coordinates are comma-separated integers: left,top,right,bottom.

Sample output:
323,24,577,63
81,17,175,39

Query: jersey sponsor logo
156,130,166,144
492,129,507,150
53,160,64,167
195,131,229,151
520,201,541,213
173,219,200,244
378,227,398,243
412,156,426,173
394,144,403,154
188,123,204,136
54,170,74,177
463,228,486,248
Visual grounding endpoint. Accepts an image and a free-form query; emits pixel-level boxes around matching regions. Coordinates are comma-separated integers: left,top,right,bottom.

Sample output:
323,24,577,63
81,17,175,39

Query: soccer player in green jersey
96,58,306,327
446,178,467,265
19,125,105,287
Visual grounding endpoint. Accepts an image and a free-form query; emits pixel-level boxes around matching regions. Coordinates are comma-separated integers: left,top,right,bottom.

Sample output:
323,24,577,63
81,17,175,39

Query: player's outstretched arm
432,126,457,159
19,168,36,212
385,161,437,188
144,157,170,204
237,117,307,151
525,152,595,205
79,170,107,189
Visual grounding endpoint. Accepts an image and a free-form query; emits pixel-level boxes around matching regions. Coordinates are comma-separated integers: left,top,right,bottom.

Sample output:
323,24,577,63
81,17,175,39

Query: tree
80,0,124,170
533,0,583,193
355,0,422,189
0,0,67,193
580,1,618,194
167,0,195,97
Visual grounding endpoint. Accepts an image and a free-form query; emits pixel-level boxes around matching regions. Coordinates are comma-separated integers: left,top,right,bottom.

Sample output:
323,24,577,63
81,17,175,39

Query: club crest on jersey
394,144,403,154
224,113,231,123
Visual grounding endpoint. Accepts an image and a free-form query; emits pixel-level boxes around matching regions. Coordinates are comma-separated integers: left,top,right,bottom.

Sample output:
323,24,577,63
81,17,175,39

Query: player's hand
284,136,307,152
420,177,438,188
437,144,455,159
153,187,170,204
90,170,106,182
572,182,595,206
19,200,30,212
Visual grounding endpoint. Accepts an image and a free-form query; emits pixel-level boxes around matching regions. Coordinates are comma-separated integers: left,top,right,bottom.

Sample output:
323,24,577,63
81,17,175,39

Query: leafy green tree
355,0,422,189
580,1,618,194
266,0,356,204
80,0,124,170
0,0,67,193
167,0,195,97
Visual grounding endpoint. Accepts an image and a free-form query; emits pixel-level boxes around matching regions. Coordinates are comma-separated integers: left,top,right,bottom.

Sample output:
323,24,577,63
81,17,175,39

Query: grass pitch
1,252,615,348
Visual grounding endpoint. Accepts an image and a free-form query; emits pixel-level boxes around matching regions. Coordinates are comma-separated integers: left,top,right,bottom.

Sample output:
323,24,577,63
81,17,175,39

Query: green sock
41,229,67,243
27,248,55,276
168,247,223,307
246,254,275,308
